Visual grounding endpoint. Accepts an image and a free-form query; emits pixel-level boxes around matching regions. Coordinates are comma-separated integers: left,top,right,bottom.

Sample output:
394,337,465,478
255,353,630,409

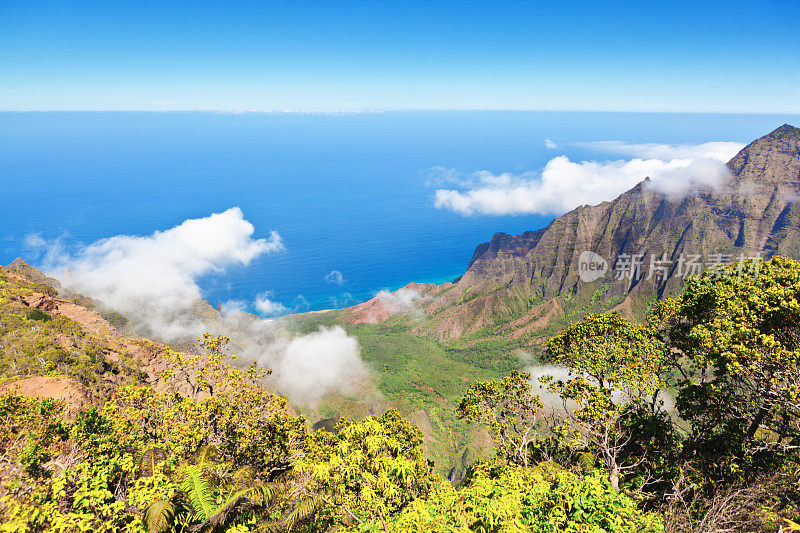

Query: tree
658,256,800,482
457,370,543,468
459,461,664,533
542,312,676,493
108,335,307,477
363,460,665,533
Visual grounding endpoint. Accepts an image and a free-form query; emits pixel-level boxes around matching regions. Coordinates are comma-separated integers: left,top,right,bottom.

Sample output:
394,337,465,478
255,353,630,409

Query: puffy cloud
268,326,367,403
255,291,288,317
646,157,733,198
324,270,345,285
30,207,282,339
575,140,745,161
433,140,744,216
376,287,424,313
26,208,370,403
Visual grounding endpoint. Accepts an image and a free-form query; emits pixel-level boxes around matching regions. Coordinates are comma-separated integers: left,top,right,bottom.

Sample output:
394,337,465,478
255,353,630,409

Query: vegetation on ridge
2,256,800,530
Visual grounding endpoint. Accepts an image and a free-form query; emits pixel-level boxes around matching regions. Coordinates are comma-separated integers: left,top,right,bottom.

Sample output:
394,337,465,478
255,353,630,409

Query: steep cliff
344,124,800,343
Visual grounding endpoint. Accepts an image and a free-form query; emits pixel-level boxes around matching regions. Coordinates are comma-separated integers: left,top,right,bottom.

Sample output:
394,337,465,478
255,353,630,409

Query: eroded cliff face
344,125,800,342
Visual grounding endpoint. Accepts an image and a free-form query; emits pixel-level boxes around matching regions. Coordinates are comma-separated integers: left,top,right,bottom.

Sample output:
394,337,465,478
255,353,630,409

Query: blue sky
1,0,798,112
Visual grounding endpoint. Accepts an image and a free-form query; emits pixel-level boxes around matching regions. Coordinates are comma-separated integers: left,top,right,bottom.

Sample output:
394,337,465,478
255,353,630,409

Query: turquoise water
1,111,796,312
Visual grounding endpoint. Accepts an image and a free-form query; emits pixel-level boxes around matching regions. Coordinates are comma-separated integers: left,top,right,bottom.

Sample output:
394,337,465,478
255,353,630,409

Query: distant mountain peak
727,124,800,186
767,123,800,141
4,258,61,288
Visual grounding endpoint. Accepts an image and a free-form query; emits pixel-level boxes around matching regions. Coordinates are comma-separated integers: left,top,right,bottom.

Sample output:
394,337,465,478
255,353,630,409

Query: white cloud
544,138,558,149
268,326,367,403
31,207,282,339
576,140,744,161
219,299,248,315
328,292,354,308
255,291,288,317
646,157,734,198
433,140,744,216
376,287,424,313
324,270,345,285
27,208,371,404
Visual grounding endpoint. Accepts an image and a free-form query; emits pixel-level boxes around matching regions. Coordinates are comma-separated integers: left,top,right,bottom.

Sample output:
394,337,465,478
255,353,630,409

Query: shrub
25,308,50,321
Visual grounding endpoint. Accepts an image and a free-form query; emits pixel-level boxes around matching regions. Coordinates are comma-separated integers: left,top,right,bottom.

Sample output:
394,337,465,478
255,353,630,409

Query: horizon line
1,109,799,116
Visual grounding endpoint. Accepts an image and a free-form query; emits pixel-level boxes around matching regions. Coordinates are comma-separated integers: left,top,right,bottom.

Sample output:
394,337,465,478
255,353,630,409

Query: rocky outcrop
5,258,61,288
22,292,118,336
0,376,91,420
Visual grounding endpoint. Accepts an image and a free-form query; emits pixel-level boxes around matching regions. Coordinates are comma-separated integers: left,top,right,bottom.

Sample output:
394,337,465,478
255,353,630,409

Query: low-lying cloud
26,207,369,403
29,207,282,338
324,270,346,285
255,291,288,317
576,140,745,161
376,287,424,314
517,349,676,414
434,140,745,216
270,326,365,402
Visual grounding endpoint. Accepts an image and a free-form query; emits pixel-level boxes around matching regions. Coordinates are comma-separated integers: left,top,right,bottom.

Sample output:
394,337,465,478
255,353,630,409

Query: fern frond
138,447,168,478
232,465,256,485
576,451,596,472
188,492,266,533
227,480,279,508
785,518,800,533
193,444,219,466
181,465,216,520
143,499,176,533
285,497,319,530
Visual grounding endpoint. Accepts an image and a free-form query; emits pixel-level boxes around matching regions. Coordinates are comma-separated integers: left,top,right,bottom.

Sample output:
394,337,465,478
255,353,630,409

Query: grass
289,314,508,477
350,322,505,404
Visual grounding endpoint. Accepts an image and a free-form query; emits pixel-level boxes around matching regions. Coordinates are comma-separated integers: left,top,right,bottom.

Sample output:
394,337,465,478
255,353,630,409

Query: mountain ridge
342,124,800,344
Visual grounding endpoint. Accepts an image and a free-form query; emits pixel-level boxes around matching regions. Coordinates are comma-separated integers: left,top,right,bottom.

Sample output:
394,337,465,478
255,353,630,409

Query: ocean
1,111,797,313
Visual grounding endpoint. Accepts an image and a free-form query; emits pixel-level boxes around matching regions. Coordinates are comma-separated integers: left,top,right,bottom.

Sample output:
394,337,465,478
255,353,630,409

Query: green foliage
377,479,471,532
311,320,510,477
658,256,800,483
142,498,178,533
457,371,543,467
0,335,305,532
0,274,145,392
182,464,216,521
0,394,68,478
542,312,676,493
101,310,128,330
31,251,800,531
346,322,506,405
460,461,663,533
370,461,664,532
544,312,668,395
300,410,435,530
0,329,668,533
25,309,51,322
